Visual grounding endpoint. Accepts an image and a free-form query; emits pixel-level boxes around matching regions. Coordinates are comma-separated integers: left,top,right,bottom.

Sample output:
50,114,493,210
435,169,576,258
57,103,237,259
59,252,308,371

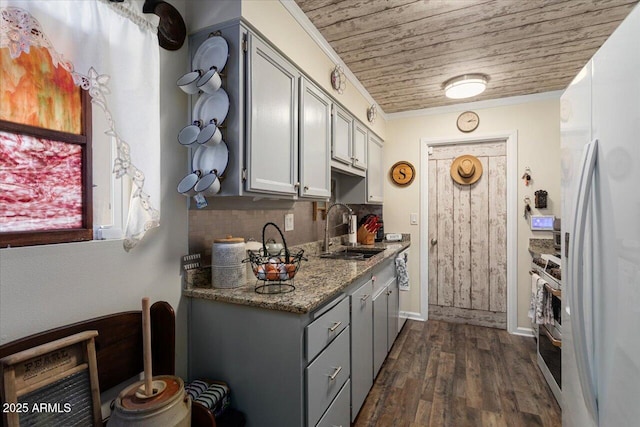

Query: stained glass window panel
0,131,83,232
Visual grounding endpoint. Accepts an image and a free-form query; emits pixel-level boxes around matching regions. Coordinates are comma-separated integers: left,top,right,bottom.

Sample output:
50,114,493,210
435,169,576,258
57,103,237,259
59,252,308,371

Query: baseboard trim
400,311,425,322
512,326,535,337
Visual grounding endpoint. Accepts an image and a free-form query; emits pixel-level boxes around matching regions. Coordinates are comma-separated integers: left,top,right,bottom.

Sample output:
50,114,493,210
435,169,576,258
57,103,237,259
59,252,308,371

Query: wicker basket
243,222,306,294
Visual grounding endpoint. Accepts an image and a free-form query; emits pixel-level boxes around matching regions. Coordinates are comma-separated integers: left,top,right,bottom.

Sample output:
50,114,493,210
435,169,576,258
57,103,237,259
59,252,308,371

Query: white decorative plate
192,35,229,72
193,140,229,177
193,89,229,125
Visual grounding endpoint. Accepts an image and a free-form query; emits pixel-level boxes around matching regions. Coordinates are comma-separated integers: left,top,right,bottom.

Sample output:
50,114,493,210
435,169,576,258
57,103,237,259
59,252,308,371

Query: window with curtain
0,0,161,251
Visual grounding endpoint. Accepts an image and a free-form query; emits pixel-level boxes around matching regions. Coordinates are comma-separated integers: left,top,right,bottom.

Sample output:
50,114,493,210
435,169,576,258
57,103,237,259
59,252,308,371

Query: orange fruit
265,263,279,281
286,263,296,279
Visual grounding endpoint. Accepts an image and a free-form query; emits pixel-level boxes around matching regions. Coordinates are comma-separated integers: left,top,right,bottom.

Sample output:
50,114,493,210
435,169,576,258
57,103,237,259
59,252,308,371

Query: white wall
0,0,190,376
384,95,561,329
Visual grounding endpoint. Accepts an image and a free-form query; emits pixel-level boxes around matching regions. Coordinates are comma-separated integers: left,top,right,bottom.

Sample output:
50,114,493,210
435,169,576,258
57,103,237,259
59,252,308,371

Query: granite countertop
183,237,410,314
529,238,557,256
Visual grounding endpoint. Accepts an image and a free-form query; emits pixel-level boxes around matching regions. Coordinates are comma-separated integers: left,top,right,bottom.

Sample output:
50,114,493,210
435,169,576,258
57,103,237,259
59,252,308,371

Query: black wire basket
243,222,307,294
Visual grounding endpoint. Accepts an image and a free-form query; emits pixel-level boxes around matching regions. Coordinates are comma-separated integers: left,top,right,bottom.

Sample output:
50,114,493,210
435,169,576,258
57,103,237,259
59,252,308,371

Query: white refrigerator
561,4,640,426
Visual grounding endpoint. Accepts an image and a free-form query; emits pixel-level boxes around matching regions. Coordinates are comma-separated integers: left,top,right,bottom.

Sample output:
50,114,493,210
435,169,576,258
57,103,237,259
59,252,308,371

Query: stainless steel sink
319,247,385,260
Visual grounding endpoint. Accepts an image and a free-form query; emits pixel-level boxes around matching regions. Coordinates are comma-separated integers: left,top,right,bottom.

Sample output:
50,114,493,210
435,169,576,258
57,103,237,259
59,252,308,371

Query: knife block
357,225,375,245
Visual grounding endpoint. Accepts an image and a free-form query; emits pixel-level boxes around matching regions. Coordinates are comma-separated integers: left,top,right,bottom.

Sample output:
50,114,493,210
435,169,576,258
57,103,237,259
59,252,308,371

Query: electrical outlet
284,213,294,231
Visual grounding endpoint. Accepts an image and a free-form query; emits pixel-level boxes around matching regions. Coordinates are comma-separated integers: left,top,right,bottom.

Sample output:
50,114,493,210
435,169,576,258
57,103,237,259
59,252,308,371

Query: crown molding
386,90,564,120
279,0,388,121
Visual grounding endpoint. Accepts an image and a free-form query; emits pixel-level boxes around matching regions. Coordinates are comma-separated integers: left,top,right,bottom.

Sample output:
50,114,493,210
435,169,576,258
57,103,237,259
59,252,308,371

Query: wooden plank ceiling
294,0,639,113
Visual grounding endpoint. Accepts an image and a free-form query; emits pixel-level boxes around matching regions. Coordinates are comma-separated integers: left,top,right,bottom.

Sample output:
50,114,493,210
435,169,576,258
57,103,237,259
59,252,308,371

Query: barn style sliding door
428,141,507,329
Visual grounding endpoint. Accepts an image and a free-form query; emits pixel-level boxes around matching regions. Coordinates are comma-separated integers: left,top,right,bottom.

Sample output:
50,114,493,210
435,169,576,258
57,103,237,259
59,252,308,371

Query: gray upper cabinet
367,133,384,203
331,104,368,178
299,78,331,199
334,130,384,205
352,120,368,171
246,32,300,196
188,21,382,205
331,104,354,166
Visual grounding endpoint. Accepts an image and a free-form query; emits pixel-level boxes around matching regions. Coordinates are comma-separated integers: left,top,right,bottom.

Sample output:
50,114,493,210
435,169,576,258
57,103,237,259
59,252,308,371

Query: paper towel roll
348,215,357,244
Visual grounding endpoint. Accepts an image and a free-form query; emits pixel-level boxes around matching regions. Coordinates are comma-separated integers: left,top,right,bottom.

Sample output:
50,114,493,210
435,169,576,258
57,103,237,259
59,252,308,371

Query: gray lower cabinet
189,294,349,427
373,276,400,377
189,251,407,426
350,277,373,421
307,327,350,426
316,379,351,427
372,286,388,378
387,278,400,351
306,297,349,361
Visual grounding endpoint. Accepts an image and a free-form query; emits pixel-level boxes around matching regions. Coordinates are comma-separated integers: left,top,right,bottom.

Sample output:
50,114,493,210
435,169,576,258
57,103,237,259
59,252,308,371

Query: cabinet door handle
387,289,392,296
328,321,342,332
304,186,309,191
294,182,300,189
327,366,342,381
360,294,370,302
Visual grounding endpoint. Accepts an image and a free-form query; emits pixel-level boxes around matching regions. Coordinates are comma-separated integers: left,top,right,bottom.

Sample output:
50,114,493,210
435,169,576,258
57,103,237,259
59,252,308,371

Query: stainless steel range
531,254,562,405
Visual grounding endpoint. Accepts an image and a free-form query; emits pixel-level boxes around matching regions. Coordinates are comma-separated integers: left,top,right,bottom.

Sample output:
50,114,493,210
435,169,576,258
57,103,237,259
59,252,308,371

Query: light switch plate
284,213,294,231
410,213,418,225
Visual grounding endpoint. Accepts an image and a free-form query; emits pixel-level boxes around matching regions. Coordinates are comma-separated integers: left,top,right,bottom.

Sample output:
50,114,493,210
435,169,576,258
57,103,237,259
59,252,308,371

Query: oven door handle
570,138,599,420
542,325,562,347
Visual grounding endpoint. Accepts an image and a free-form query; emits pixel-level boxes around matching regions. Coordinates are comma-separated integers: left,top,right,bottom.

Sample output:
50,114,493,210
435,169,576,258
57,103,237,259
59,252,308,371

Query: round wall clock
456,111,480,133
390,161,416,186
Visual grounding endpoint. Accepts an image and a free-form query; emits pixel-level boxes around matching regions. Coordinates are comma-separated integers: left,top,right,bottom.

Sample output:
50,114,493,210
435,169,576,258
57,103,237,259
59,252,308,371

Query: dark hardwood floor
354,320,561,427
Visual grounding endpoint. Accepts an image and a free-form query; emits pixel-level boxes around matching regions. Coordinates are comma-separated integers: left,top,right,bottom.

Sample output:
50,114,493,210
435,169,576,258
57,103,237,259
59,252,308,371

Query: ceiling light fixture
443,74,489,99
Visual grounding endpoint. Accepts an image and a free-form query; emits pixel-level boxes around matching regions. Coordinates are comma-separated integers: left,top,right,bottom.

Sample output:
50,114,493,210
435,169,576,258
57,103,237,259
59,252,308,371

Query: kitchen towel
528,273,554,325
528,273,544,323
396,255,410,291
186,380,231,417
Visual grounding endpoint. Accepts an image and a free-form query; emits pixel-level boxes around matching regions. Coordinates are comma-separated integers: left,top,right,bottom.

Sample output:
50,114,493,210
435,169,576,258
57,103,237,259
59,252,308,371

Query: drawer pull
328,321,342,332
360,294,370,302
327,366,342,381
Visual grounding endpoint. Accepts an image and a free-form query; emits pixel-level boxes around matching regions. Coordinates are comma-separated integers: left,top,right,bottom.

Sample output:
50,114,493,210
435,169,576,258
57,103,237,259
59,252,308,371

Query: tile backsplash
189,201,381,261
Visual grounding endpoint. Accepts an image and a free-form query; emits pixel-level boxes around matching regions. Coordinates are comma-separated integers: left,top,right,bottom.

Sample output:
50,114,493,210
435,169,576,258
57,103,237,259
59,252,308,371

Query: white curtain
0,0,161,251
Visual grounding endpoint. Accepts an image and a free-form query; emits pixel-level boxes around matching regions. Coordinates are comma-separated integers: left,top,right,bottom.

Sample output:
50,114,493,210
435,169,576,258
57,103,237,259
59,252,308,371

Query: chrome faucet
323,203,353,253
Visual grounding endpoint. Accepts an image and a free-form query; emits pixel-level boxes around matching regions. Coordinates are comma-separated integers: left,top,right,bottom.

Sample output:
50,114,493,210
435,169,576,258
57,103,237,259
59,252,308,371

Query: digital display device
530,215,555,231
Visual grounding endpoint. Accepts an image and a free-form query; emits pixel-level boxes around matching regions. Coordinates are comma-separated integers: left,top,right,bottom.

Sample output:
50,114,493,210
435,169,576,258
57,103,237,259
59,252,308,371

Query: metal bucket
108,375,191,426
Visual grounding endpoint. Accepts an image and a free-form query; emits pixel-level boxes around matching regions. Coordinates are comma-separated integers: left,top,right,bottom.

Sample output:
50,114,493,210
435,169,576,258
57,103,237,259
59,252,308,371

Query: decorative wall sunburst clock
330,65,346,94
367,104,377,123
